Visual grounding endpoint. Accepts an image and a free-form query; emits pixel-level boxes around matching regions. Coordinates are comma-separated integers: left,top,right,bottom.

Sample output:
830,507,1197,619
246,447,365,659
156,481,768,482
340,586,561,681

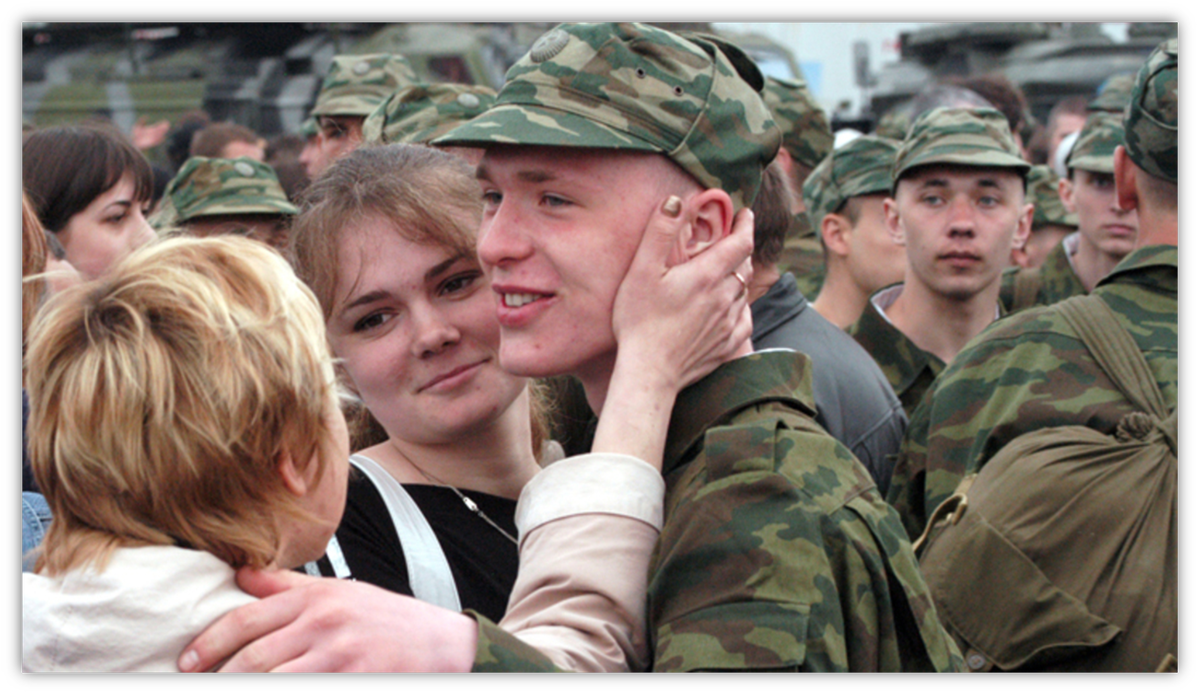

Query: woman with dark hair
23,123,157,280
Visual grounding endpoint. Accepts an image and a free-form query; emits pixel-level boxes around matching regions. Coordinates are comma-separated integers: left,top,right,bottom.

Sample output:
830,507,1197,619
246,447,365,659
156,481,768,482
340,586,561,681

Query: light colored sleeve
497,453,664,673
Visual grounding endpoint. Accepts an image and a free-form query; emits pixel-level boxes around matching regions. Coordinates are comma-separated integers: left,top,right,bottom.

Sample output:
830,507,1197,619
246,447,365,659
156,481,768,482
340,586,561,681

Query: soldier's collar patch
529,29,570,63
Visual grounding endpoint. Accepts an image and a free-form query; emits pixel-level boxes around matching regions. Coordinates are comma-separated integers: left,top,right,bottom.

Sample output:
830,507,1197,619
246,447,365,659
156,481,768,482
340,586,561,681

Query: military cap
163,157,298,224
1065,112,1124,174
760,76,834,171
1124,38,1177,183
300,116,319,139
875,106,912,140
310,53,421,118
1026,165,1078,229
362,82,498,145
802,134,900,224
1088,73,1137,113
892,107,1030,187
434,22,781,210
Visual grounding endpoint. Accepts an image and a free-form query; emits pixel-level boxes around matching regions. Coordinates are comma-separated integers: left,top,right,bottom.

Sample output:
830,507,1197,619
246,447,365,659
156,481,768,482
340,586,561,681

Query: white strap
303,534,351,578
348,455,462,612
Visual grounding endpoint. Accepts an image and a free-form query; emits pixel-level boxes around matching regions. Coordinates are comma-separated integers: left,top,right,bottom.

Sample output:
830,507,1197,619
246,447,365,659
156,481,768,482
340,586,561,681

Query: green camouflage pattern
1026,164,1078,229
300,116,319,139
156,156,297,225
1088,72,1136,113
892,107,1030,187
874,107,912,141
1124,39,1177,183
998,235,1088,314
1066,112,1125,174
649,351,963,672
802,134,900,225
760,76,834,170
434,22,781,210
847,290,947,416
465,351,964,672
887,245,1177,541
310,53,421,118
776,213,825,298
362,82,497,145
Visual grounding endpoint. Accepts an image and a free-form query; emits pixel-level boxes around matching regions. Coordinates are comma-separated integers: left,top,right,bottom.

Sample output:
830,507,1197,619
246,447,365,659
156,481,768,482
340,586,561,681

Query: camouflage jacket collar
1098,244,1177,294
850,288,947,398
662,351,818,476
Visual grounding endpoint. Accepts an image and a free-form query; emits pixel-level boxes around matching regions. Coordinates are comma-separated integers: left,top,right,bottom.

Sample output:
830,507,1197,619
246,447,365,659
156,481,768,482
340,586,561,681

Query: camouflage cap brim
181,198,298,222
432,102,663,152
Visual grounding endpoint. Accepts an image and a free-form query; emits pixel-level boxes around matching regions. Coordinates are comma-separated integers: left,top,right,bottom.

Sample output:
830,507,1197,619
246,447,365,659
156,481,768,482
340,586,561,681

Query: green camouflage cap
163,156,298,224
1124,38,1177,183
1065,112,1124,173
310,53,421,118
1026,165,1077,229
760,76,834,171
801,134,900,224
892,107,1030,187
300,116,319,139
434,22,781,210
1088,73,1137,113
362,82,498,145
875,106,912,140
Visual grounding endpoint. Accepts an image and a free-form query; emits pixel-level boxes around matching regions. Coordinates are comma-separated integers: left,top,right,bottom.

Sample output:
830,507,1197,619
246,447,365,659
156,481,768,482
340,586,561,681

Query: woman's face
325,214,528,447
55,172,156,281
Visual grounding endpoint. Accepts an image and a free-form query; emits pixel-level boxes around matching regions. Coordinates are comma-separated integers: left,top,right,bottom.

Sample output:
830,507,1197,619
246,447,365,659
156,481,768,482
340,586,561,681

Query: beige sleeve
498,453,664,672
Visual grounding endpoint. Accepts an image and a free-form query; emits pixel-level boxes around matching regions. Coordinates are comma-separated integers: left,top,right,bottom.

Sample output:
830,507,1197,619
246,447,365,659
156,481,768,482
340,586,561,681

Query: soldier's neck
885,279,1000,364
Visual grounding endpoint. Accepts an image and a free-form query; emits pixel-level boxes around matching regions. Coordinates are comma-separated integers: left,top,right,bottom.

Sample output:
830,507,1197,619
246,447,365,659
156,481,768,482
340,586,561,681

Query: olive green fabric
760,75,834,171
1065,112,1124,174
152,156,296,229
1088,72,1136,113
848,289,947,417
1123,39,1177,183
892,107,1030,187
802,134,900,225
362,82,497,145
1026,164,1077,229
310,53,421,118
998,236,1087,314
777,213,825,298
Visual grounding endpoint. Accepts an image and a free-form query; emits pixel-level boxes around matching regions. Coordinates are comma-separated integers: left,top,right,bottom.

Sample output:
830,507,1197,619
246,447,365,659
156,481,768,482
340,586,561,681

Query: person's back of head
1119,39,1177,218
26,235,343,577
190,122,265,161
749,159,794,267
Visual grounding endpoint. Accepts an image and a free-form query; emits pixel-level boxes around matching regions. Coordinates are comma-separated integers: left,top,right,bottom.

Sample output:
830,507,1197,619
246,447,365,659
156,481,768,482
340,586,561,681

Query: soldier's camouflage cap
1089,73,1137,113
760,76,834,171
1124,38,1177,183
362,82,498,145
300,116,319,139
163,157,298,224
1026,165,1077,229
1065,112,1124,174
875,106,912,141
892,107,1030,188
802,134,900,224
311,53,421,118
434,22,781,210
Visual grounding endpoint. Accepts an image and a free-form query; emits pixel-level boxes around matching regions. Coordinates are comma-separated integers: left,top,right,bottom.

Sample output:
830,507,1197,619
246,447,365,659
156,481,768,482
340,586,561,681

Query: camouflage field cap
300,116,319,139
434,22,781,210
802,134,900,224
761,76,834,171
1089,73,1137,113
1124,38,1177,183
164,157,298,224
1026,165,1078,229
1065,112,1125,174
892,107,1030,187
362,82,498,145
310,53,421,118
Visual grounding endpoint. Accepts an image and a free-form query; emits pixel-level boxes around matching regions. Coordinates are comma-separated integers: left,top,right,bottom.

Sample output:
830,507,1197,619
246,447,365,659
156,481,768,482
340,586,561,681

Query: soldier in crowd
1008,164,1078,270
1036,95,1089,166
1089,72,1138,113
299,53,421,180
999,113,1137,313
887,39,1176,542
180,22,962,674
151,157,298,250
805,134,906,330
360,82,497,164
758,75,835,298
847,107,1032,415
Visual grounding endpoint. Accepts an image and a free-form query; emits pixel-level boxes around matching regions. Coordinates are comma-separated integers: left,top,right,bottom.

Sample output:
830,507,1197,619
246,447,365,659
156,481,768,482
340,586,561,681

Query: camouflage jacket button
966,651,989,671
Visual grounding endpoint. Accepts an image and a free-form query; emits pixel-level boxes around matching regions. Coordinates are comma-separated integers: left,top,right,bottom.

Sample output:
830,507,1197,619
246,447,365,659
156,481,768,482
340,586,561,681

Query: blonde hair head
26,235,338,575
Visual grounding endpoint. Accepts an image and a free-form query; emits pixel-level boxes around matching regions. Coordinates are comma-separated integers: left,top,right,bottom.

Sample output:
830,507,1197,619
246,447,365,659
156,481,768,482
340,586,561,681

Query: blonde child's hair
26,235,339,575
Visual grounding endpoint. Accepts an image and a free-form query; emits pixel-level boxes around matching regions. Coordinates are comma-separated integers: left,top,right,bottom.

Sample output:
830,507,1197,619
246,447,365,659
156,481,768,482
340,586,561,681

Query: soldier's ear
1113,145,1140,212
679,189,734,260
1058,175,1077,213
821,213,852,259
1011,201,1034,250
883,197,905,247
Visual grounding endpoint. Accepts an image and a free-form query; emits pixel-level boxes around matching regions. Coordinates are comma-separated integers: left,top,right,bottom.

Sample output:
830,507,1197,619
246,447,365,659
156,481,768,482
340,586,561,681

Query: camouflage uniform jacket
887,245,1177,541
998,234,1088,314
471,351,964,672
847,287,947,416
777,213,826,298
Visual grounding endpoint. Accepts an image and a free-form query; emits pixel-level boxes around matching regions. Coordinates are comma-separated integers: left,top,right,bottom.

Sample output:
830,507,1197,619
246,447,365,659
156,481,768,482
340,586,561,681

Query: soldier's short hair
189,122,263,159
749,159,793,266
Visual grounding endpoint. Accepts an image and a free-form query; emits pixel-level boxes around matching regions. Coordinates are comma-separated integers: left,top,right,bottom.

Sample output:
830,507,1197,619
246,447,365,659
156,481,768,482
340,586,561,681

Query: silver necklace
409,462,519,546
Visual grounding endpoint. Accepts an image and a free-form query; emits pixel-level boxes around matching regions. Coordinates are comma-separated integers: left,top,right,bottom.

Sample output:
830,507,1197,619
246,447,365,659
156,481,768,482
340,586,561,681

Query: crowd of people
20,23,1177,673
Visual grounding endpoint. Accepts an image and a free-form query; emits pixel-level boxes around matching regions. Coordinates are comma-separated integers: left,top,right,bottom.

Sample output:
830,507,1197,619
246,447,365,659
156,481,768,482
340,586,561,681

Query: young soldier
151,157,298,250
805,134,907,330
848,107,1033,415
180,22,961,674
1009,164,1077,270
999,113,1138,313
887,39,1177,543
299,53,420,179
